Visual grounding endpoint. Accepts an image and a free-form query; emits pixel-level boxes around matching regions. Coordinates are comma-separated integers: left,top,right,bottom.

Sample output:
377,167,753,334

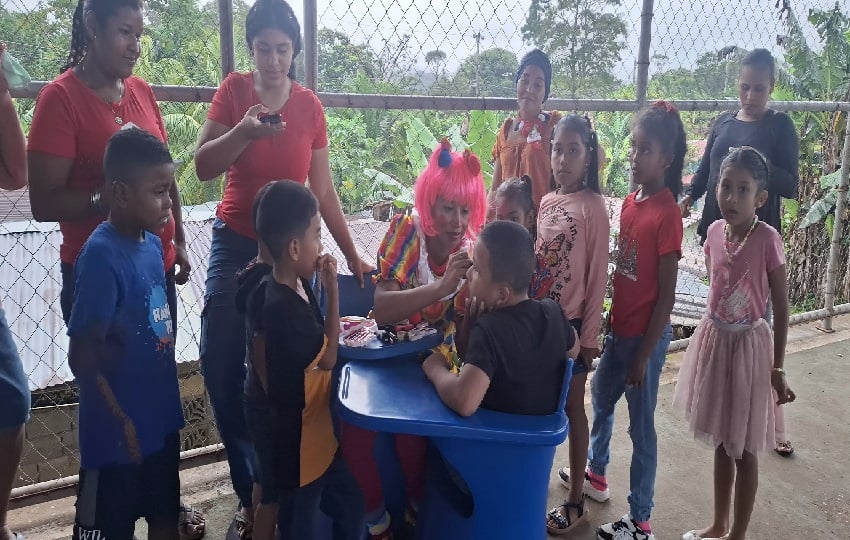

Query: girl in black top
680,49,799,246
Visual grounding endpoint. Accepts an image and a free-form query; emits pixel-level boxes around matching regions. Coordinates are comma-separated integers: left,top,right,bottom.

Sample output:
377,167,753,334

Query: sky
309,0,838,81
2,0,839,82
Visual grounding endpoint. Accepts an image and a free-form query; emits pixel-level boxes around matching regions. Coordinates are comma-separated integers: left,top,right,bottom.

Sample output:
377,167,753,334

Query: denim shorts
569,318,589,377
0,308,30,430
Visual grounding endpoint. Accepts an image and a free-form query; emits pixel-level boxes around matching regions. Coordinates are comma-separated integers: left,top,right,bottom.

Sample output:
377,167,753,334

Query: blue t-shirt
68,222,184,469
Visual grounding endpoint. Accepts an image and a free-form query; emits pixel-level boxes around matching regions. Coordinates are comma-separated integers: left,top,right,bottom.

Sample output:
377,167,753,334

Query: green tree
648,46,747,100
451,48,517,97
522,0,627,98
424,49,448,94
776,1,850,306
317,28,378,91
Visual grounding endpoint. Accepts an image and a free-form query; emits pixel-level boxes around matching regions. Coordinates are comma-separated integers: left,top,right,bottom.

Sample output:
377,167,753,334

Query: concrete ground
9,316,850,539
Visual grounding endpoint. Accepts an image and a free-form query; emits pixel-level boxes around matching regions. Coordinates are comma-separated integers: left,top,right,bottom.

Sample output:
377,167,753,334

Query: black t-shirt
235,263,325,490
243,273,325,408
464,298,575,415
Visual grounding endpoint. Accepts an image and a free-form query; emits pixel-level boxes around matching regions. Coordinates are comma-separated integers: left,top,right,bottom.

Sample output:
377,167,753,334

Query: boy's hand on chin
465,296,489,322
318,254,338,291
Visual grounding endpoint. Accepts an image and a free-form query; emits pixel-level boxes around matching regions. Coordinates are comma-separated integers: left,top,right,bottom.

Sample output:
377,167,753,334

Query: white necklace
723,216,758,265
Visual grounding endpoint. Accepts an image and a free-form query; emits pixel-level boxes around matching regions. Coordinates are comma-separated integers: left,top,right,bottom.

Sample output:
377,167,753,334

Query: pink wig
414,139,487,238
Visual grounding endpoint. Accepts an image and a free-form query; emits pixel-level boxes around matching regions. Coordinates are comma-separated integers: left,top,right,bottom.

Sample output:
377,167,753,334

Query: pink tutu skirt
673,317,775,459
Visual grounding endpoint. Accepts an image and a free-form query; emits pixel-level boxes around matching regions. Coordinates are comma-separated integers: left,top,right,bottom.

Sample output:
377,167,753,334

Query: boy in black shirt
423,220,579,416
235,180,364,540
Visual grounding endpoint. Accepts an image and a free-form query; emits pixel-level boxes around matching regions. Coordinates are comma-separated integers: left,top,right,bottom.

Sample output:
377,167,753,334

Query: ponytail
584,115,600,194
62,0,87,73
632,100,687,197
495,175,536,237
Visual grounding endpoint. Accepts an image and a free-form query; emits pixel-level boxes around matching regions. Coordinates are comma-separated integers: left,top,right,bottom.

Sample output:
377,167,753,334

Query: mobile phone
259,113,282,125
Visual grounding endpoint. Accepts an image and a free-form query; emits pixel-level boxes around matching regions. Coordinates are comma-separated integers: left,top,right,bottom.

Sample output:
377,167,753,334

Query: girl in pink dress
674,146,796,540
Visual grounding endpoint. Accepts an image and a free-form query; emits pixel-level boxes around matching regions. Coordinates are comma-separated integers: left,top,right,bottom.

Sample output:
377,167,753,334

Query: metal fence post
217,0,235,79
635,0,655,108
303,0,319,91
821,114,850,332
631,0,655,192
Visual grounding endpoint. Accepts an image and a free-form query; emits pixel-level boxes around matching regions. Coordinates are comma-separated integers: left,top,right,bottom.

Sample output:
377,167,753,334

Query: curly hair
414,139,487,239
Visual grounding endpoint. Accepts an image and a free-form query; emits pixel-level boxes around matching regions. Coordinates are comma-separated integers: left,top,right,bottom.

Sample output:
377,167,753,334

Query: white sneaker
597,513,654,540
557,467,610,502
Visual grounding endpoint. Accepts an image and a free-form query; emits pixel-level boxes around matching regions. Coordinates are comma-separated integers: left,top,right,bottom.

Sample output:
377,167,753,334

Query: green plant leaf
798,189,839,228
819,169,843,189
406,116,438,165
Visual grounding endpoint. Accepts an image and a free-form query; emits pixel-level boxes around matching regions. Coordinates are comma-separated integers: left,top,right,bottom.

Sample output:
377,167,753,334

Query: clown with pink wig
339,140,487,539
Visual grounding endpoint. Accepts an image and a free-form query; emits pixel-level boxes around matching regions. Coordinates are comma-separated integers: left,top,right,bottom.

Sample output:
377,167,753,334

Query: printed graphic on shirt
615,233,638,282
149,285,174,351
712,262,755,325
531,203,583,301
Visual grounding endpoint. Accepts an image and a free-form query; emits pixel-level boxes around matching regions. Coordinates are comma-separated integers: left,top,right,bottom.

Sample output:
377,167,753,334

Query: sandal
231,506,253,540
774,440,794,457
546,498,589,535
179,504,206,540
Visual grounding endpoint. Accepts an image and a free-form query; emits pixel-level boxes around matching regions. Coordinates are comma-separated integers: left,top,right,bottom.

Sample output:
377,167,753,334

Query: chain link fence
2,0,848,495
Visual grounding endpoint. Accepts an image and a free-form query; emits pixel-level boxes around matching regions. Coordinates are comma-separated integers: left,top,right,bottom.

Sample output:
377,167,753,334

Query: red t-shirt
27,71,176,269
207,72,329,238
611,189,683,337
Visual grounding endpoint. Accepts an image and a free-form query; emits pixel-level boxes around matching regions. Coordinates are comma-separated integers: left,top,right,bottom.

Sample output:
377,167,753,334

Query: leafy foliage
522,0,627,98
450,48,517,97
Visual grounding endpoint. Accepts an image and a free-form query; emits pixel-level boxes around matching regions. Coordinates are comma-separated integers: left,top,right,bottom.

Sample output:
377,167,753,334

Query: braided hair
495,175,536,238
245,0,303,80
551,114,601,194
720,146,769,191
632,100,687,197
62,0,143,74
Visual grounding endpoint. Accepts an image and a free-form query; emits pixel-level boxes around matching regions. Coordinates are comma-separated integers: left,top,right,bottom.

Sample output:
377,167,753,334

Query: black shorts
73,432,180,540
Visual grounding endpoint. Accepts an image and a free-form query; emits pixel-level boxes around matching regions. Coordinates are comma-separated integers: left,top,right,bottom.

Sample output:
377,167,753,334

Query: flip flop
775,440,794,457
231,506,253,540
179,503,206,540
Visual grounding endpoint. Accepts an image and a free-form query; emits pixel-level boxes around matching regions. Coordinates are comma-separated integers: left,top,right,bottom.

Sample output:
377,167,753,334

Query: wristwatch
90,190,104,213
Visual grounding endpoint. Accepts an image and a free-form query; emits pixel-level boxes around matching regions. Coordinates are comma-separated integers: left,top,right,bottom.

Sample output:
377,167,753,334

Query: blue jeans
0,308,30,429
588,326,672,523
200,219,258,508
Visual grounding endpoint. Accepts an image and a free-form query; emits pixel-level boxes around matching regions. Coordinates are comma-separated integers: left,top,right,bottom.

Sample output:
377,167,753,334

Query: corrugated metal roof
0,203,386,391
0,188,33,223
0,198,707,391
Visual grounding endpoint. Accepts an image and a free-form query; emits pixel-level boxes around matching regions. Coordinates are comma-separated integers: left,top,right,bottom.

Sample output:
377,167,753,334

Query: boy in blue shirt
68,128,184,540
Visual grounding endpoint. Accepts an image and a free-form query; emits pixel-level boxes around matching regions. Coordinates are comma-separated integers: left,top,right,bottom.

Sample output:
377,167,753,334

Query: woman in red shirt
193,0,371,535
26,0,202,538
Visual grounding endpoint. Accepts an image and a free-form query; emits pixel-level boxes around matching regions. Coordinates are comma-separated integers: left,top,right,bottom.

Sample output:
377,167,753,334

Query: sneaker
597,514,654,540
558,467,610,503
682,530,729,540
367,510,393,540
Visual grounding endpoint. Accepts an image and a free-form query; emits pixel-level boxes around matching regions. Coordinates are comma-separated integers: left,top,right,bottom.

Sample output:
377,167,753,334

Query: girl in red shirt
26,0,201,538
193,0,371,536
591,102,686,540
